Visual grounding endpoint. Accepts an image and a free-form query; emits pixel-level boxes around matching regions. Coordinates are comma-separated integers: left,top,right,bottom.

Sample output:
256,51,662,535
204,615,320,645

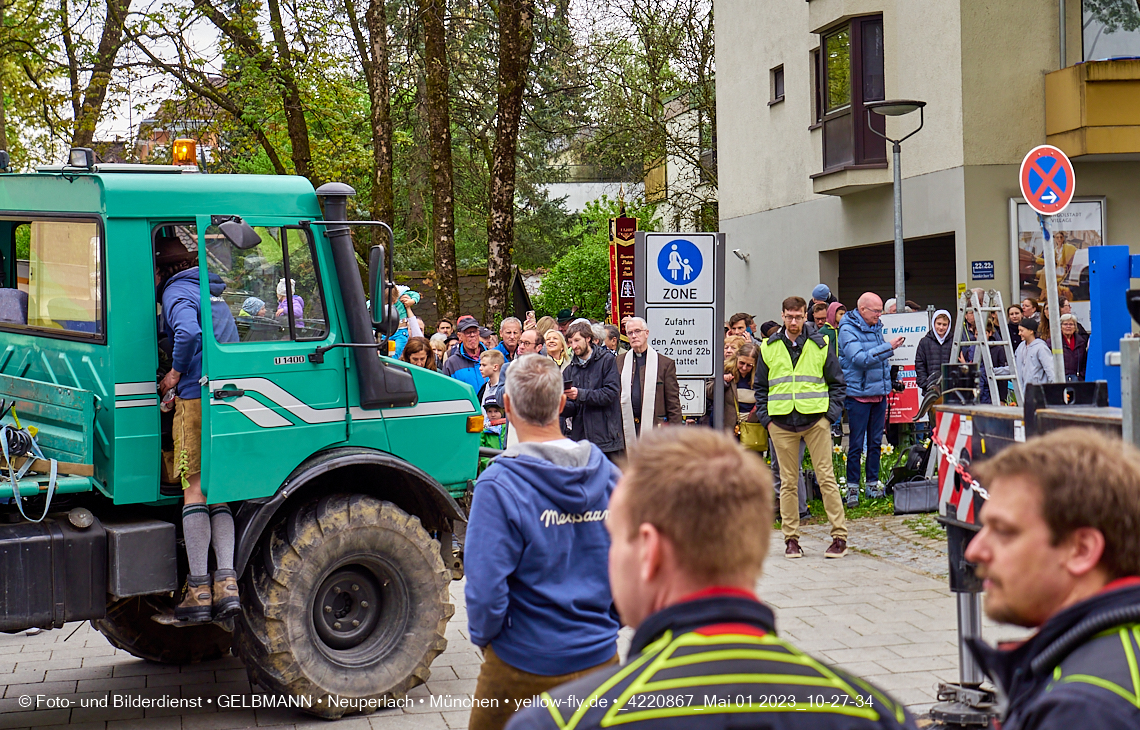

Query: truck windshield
0,218,103,338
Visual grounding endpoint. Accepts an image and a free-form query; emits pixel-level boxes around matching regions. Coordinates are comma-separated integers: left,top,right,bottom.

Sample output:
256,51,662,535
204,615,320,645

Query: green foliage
534,239,609,320
533,195,658,319
1085,0,1140,33
14,224,29,260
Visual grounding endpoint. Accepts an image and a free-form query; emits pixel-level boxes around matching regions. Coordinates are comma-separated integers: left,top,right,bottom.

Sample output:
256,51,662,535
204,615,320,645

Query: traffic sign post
635,232,725,427
1019,145,1075,382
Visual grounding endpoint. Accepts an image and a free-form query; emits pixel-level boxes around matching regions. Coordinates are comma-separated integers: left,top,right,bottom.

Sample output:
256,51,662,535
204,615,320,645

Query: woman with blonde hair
536,316,557,339
724,335,746,360
544,329,570,370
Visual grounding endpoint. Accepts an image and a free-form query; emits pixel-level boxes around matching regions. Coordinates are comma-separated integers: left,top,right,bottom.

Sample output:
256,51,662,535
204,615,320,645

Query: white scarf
620,347,658,445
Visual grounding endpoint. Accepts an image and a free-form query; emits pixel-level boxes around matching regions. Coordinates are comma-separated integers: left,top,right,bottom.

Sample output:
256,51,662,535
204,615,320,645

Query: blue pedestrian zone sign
657,239,703,285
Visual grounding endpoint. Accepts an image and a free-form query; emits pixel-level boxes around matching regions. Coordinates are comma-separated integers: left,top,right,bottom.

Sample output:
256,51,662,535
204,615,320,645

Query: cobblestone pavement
0,516,1026,729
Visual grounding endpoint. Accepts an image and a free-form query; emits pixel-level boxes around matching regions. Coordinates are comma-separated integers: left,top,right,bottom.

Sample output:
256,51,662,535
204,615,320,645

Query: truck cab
0,159,478,716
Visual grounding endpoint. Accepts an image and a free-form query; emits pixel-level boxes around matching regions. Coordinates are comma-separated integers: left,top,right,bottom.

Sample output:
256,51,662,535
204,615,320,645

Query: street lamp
867,99,926,309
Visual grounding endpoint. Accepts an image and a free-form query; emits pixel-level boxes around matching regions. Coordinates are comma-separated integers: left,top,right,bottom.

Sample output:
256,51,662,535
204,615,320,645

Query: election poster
880,312,930,424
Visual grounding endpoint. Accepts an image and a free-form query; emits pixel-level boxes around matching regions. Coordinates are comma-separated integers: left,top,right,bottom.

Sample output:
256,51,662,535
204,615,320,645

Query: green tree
534,195,658,320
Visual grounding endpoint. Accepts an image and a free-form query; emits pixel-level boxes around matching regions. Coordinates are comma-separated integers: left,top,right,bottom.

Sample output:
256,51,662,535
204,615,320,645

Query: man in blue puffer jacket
838,292,903,503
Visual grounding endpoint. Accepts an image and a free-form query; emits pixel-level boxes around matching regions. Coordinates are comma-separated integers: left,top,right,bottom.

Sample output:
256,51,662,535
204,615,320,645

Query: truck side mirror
212,216,262,250
368,245,399,334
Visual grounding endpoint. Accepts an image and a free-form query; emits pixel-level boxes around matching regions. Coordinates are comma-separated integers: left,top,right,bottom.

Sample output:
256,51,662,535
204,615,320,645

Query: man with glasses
838,293,904,504
617,317,682,445
753,296,848,559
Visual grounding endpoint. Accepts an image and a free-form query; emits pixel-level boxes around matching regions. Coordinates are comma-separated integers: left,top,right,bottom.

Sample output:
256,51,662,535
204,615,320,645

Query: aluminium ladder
947,289,1024,406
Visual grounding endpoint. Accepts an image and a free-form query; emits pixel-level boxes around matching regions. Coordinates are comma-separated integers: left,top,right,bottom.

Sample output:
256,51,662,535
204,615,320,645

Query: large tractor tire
233,494,453,719
93,596,233,664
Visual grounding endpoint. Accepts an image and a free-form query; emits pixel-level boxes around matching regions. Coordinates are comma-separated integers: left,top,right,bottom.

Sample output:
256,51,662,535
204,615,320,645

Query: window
0,218,103,339
205,224,328,343
811,48,823,125
1083,0,1140,61
817,15,886,172
770,65,785,105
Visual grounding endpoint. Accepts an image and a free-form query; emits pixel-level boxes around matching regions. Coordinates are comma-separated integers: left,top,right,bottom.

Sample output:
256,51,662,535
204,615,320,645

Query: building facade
716,0,1140,323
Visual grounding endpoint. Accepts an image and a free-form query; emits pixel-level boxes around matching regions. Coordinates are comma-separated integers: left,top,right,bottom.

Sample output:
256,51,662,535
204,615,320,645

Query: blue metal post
1086,246,1132,407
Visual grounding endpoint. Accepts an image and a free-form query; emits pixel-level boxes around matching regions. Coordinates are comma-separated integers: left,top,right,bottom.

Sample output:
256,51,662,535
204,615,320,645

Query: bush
535,239,610,320
534,195,658,320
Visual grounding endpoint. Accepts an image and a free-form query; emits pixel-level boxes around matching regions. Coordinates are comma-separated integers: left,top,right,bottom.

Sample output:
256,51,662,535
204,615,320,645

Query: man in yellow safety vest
753,295,848,559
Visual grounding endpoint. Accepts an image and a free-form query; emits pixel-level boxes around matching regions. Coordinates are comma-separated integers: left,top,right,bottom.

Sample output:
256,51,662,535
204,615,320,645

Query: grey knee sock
182,504,212,577
209,504,235,572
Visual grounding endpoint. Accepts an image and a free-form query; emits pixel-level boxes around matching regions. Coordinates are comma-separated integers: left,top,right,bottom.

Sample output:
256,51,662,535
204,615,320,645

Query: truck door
197,217,348,504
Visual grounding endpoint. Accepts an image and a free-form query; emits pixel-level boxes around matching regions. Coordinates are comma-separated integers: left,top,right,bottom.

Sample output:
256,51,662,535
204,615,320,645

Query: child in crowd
478,349,505,407
478,395,508,471
389,284,421,359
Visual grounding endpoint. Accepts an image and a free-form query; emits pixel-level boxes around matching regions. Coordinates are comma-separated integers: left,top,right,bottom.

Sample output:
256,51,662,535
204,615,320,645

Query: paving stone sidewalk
0,518,1025,729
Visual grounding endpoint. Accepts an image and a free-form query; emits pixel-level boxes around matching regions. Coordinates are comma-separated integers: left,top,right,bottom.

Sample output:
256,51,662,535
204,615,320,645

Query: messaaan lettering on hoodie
540,509,609,528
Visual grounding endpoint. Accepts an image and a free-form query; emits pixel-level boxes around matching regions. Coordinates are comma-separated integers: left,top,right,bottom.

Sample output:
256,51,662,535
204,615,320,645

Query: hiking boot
175,575,213,623
845,484,860,508
825,538,848,559
866,482,886,499
212,569,241,621
785,538,804,559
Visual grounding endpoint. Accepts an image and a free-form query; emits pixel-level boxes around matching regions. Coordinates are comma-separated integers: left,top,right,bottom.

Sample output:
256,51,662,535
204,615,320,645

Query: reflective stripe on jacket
760,334,830,415
506,594,917,730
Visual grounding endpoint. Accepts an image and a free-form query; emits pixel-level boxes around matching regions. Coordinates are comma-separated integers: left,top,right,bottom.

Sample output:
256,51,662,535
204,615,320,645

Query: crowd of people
459,351,1140,730
378,283,1134,730
392,282,1093,545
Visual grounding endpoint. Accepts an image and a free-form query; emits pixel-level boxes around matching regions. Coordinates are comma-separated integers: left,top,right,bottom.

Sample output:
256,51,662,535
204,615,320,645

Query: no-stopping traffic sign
1019,145,1075,216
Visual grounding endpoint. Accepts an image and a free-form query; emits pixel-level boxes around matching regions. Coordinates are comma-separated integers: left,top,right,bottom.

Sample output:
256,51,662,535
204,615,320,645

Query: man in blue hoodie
838,292,903,504
155,236,240,624
465,354,621,730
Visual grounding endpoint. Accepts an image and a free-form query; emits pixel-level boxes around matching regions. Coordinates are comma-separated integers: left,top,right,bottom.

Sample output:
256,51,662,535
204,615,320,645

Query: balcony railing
1046,59,1140,158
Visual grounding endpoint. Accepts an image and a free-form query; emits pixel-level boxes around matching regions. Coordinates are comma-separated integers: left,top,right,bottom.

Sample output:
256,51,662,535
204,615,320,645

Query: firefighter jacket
505,588,917,730
968,579,1140,730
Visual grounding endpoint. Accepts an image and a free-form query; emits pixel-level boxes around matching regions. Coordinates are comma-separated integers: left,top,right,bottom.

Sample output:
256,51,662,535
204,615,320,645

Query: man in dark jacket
754,296,847,559
467,355,621,730
562,321,624,460
155,236,241,624
506,427,917,730
964,428,1140,730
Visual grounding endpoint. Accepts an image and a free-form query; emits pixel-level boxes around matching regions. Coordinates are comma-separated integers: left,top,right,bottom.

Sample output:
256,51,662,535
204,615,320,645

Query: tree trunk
365,0,395,230
344,0,395,263
420,0,459,321
265,0,317,183
484,0,535,321
0,1,8,151
71,0,131,147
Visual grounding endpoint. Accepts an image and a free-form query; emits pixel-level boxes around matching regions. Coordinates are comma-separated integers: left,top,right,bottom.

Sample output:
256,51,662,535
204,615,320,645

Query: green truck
0,154,478,716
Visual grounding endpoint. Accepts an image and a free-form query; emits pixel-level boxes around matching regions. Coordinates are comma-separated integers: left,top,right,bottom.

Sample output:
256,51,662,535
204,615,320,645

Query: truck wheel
234,494,452,718
93,596,233,664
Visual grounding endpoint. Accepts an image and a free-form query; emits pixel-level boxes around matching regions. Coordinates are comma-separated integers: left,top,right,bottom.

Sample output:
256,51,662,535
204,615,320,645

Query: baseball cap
479,327,493,338
457,315,479,331
1019,316,1040,334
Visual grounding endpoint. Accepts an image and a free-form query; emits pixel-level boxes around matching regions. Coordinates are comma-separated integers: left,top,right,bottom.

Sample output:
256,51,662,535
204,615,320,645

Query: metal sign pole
713,234,726,432
1037,214,1066,382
